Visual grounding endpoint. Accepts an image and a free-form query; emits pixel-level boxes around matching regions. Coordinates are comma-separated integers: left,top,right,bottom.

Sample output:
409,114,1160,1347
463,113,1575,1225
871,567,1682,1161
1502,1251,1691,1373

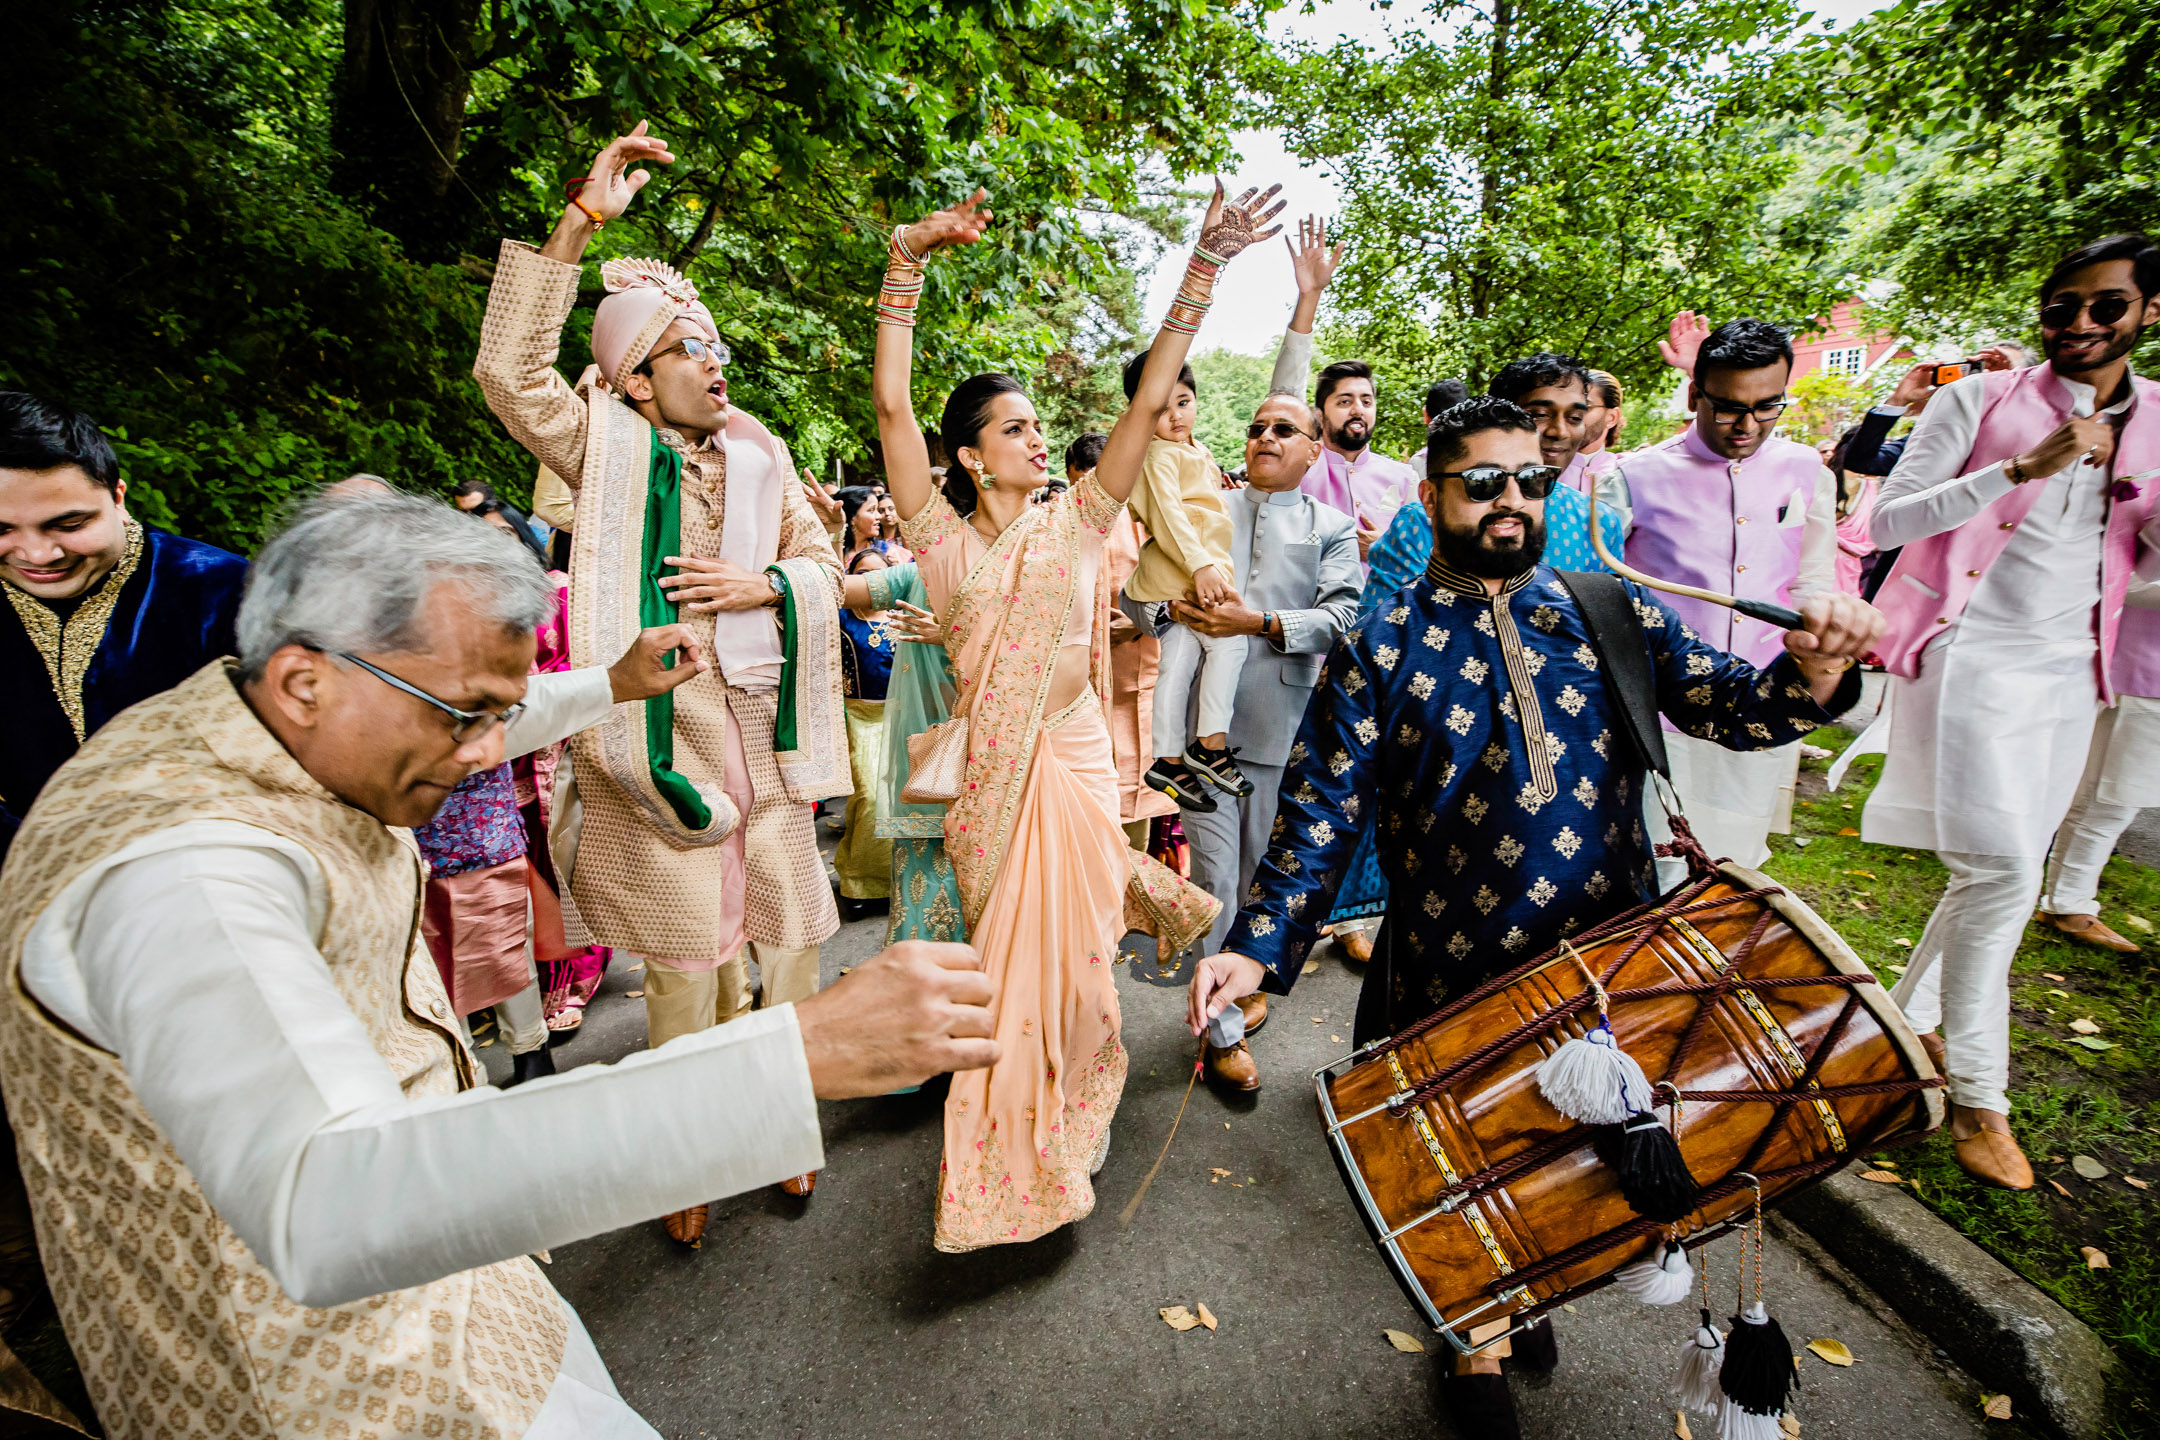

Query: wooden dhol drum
1317,863,1944,1353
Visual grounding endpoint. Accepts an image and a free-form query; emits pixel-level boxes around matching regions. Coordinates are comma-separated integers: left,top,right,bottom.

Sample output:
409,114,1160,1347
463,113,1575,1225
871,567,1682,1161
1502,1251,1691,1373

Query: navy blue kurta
2,525,247,857
1228,557,1856,1026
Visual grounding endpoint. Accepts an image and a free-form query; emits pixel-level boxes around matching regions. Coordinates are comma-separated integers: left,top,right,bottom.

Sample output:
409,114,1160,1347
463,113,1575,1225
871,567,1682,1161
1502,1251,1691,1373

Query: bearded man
1186,396,1881,1438
1269,216,1419,557
474,122,847,1229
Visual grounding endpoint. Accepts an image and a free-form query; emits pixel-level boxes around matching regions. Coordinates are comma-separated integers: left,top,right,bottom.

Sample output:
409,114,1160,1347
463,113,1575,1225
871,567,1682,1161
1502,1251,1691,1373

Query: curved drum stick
1585,480,1804,630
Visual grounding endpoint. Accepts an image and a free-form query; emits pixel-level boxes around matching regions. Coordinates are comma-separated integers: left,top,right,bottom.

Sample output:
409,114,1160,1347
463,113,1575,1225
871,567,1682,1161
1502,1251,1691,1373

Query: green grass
1766,729,2160,1426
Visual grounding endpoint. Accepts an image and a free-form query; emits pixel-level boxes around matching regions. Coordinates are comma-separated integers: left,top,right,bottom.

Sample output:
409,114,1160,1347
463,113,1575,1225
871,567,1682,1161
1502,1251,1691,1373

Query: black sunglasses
339,653,525,745
1434,463,1562,501
1246,420,1315,441
2040,294,2135,330
1701,394,1790,425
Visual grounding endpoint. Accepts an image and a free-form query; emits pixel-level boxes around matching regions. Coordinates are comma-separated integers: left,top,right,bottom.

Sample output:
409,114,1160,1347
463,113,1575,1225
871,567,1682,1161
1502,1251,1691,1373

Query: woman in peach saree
874,184,1280,1251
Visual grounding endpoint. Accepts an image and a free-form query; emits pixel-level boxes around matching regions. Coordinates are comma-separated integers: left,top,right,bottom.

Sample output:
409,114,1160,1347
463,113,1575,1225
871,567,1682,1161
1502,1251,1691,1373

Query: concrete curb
1782,1169,2121,1439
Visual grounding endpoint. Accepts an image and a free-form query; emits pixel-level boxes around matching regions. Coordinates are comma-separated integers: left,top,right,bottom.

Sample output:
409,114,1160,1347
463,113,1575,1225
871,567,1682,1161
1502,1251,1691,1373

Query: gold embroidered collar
5,516,145,741
1423,554,1539,600
1423,555,1557,803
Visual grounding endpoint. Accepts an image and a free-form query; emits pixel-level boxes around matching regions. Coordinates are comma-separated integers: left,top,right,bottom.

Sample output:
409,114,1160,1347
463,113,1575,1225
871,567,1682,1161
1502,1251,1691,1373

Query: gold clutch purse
901,716,971,804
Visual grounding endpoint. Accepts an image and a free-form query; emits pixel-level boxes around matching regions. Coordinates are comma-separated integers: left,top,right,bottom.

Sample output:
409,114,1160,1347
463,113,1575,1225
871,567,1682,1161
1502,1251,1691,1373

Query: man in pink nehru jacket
1848,233,2160,1191
1593,318,1837,887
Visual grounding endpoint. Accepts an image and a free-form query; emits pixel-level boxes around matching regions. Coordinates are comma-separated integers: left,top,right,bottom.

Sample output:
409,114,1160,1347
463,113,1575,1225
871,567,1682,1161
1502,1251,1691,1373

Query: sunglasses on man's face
1246,420,1315,441
2040,293,2136,330
1434,464,1561,502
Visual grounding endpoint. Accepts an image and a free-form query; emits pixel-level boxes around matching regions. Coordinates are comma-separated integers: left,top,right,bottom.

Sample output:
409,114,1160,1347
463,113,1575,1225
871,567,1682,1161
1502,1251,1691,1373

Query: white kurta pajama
1854,369,2143,1115
2040,586,2160,916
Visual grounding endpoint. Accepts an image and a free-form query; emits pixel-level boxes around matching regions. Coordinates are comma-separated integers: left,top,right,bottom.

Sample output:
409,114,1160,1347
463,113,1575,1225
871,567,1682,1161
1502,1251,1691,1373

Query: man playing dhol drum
1186,397,1883,1437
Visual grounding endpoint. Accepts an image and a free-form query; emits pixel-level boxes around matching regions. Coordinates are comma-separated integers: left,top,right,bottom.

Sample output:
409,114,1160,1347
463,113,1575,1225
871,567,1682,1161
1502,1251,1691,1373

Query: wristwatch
764,572,786,608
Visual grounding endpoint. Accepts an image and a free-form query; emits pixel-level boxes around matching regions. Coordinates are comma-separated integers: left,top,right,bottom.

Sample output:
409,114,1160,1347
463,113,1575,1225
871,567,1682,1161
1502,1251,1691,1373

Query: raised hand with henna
1198,181,1288,262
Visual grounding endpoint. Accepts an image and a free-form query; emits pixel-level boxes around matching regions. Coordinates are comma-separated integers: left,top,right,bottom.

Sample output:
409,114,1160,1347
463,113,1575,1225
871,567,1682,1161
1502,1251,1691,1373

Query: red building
1791,298,1909,383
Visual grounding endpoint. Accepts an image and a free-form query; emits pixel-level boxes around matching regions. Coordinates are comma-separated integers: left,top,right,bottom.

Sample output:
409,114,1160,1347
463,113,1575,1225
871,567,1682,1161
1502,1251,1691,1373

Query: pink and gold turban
591,257,719,391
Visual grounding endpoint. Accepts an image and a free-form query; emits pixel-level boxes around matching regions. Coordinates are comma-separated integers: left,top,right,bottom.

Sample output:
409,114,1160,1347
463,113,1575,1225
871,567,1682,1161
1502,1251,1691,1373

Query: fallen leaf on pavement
1805,1338,1855,1366
1982,1393,2013,1420
475,1038,494,1048
2081,1246,2110,1270
2046,988,2072,998
1859,1170,1903,1184
1888,963,1906,974
1211,1167,1231,1179
2073,1037,2116,1051
625,989,644,999
1892,937,1912,947
2126,1176,2149,1191
1838,826,1860,836
1160,1306,1200,1332
1311,1016,1324,1024
2043,971,2067,982
1793,837,1811,848
628,961,644,971
1302,960,1319,974
1674,1412,1693,1440
1852,898,1871,910
2049,1179,2073,1198
1843,869,1875,879
2073,1155,2108,1179
1780,1415,1802,1438
2069,1017,2102,1034
1562,1303,1578,1313
1196,1302,1219,1331
1384,1329,1426,1353
2126,915,2153,933
1331,1035,1343,1043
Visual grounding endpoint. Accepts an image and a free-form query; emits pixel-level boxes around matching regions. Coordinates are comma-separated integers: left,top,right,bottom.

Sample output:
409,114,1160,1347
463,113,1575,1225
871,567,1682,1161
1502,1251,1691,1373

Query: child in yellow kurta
1119,352,1253,809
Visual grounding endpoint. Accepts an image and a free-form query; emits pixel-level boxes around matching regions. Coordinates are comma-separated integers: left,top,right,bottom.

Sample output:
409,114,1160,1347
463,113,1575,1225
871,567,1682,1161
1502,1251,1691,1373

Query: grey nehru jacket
1200,485,1364,765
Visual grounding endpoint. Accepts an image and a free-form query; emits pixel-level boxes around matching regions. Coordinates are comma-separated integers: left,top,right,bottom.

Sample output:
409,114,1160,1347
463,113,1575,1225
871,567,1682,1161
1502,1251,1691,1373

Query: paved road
490,908,2017,1439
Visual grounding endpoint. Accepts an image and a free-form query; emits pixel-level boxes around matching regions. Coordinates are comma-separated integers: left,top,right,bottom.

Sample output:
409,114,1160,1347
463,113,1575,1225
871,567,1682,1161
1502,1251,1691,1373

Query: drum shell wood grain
1322,866,1940,1333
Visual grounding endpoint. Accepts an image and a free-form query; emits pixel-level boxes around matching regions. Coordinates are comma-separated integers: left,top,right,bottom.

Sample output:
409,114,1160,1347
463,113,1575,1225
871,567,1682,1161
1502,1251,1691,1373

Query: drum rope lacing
1357,869,1945,1282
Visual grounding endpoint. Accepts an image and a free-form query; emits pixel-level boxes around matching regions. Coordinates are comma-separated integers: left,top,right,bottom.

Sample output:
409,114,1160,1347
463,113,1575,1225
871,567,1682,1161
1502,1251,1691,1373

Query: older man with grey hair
1165,388,1363,1090
0,490,997,1440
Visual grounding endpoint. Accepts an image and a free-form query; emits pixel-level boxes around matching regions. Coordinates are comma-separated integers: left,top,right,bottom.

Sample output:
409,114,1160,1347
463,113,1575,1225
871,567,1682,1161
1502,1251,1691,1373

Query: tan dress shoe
1205,1040,1260,1092
2038,911,2142,954
663,1206,709,1247
1236,993,1269,1035
1949,1108,2033,1190
780,1172,817,1197
1337,927,1375,964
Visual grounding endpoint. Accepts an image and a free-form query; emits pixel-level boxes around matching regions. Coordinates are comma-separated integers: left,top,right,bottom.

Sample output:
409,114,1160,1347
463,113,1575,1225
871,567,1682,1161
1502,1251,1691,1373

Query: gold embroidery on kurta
5,517,144,741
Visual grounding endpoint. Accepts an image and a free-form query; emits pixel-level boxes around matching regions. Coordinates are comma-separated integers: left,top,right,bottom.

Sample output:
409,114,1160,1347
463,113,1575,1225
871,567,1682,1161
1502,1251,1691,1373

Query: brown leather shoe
1236,993,1269,1035
663,1206,708,1248
1950,1107,2033,1190
2039,911,2143,954
1336,927,1375,964
780,1171,817,1197
1205,1039,1260,1092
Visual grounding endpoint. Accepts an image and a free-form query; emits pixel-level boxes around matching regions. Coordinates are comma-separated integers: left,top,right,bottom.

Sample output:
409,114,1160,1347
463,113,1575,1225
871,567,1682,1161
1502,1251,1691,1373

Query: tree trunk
1469,0,1512,320
334,0,485,260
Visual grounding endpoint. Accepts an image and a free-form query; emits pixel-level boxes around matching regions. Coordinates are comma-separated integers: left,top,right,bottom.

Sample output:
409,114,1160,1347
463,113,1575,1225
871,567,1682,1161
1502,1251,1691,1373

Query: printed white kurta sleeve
504,664,617,759
1270,326,1315,397
27,822,823,1308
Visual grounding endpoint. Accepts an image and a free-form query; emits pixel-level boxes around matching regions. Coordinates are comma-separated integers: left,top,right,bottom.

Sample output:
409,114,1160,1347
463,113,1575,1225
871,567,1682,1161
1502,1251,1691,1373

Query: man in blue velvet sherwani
1183,397,1884,1437
0,393,248,859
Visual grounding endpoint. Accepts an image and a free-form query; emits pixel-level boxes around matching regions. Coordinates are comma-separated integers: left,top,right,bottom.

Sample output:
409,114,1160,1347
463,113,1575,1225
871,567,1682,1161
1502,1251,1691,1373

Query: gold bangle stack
877,226,926,328
1162,246,1227,336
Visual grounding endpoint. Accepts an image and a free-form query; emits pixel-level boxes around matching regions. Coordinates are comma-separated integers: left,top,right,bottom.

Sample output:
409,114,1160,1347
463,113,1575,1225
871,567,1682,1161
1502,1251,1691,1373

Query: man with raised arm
0,490,997,1440
1186,397,1880,1438
473,125,848,1228
1268,218,1419,558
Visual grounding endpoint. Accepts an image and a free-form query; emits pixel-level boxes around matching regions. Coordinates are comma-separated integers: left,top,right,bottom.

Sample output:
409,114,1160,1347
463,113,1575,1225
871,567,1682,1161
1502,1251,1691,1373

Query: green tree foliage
1797,0,2159,360
1,0,1268,551
1269,0,1847,459
1189,347,1278,468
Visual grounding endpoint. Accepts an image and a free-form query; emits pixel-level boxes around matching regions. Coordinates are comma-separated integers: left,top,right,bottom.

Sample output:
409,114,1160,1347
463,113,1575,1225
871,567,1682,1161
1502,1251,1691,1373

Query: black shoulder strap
1554,570,1669,781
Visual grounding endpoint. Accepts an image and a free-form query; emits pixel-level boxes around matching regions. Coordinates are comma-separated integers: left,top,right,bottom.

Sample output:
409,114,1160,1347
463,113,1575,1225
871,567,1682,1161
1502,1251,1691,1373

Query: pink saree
903,480,1215,1252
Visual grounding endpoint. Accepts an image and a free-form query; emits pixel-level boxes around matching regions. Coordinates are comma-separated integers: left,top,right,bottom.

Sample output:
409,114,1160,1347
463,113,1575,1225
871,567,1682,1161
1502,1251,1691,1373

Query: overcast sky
1149,0,1893,355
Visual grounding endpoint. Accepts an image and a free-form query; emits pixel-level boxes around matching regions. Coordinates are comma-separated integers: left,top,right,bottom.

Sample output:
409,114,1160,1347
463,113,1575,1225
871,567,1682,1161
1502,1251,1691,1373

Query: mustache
1479,508,1532,534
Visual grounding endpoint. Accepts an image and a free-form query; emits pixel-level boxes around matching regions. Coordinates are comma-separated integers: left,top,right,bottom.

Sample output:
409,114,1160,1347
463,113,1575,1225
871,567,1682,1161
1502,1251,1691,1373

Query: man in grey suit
1166,390,1364,1090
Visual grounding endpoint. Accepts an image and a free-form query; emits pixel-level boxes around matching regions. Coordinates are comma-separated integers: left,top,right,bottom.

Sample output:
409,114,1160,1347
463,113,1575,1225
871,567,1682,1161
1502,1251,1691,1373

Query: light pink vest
1873,365,2160,702
1618,426,1819,668
2117,607,2160,700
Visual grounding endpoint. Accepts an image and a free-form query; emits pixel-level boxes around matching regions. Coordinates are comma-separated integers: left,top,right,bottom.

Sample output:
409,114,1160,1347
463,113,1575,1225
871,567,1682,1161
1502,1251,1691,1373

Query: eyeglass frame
1431,463,1563,502
640,335,732,371
2039,293,2136,330
1698,391,1791,425
1246,420,1317,441
337,652,526,745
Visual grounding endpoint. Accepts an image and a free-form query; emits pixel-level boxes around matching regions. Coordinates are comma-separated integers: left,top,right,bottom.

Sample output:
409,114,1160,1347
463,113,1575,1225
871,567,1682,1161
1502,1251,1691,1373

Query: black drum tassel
1616,1108,1698,1223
